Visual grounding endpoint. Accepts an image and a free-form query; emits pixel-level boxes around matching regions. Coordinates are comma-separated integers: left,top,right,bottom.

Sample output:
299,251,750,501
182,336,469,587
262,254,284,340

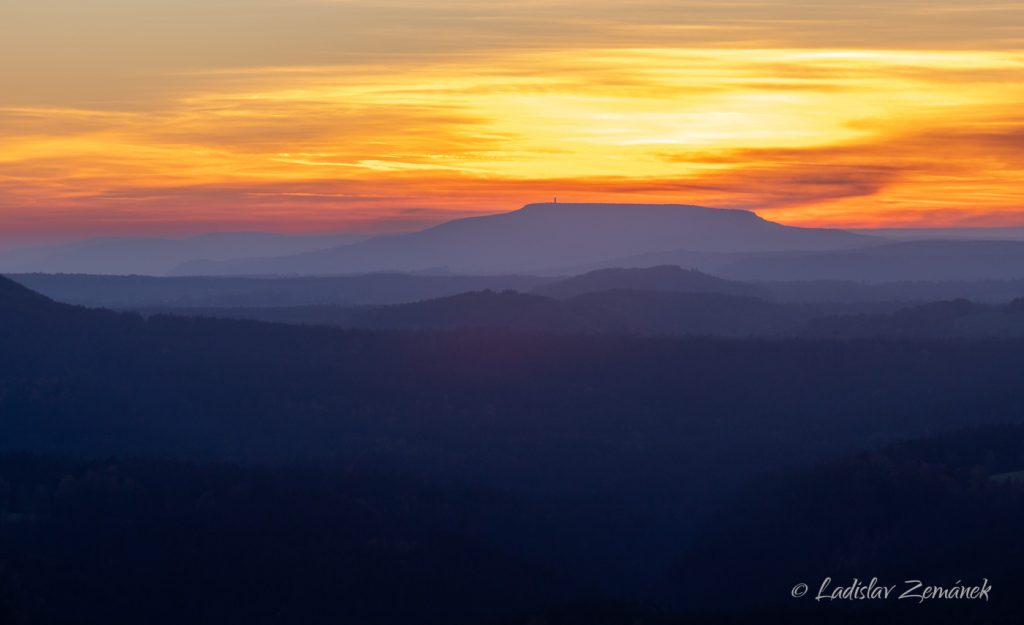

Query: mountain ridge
0,232,368,276
533,265,765,299
0,274,63,312
173,203,872,276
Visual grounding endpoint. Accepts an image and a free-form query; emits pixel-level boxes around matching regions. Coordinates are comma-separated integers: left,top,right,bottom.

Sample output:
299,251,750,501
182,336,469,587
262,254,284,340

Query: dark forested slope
5,276,1024,623
804,298,1024,338
5,275,1024,475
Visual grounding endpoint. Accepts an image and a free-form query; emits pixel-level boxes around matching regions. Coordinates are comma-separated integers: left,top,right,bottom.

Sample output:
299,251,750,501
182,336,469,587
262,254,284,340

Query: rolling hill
132,288,853,338
604,240,1024,282
8,274,1024,622
803,298,1024,338
0,232,366,276
533,265,765,299
8,272,552,308
716,240,1024,282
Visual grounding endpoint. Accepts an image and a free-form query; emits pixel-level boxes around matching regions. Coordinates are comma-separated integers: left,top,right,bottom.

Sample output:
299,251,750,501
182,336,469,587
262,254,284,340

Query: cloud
1,3,1023,235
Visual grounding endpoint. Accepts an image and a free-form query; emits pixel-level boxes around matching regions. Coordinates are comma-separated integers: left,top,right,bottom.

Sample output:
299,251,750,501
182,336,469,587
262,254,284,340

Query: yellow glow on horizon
3,34,1024,235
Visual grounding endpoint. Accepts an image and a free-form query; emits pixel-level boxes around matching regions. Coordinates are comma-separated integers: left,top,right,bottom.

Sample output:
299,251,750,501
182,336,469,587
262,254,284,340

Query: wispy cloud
1,1,1023,236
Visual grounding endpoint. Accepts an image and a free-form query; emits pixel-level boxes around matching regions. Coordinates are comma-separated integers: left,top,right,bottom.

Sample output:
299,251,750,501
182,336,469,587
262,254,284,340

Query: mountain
533,266,765,299
16,269,1024,316
0,232,367,276
173,203,872,276
715,240,1024,282
0,274,89,328
345,290,610,333
761,279,1024,304
8,273,1024,476
0,273,55,311
565,289,809,336
9,274,1024,622
341,289,785,335
592,240,1024,282
7,272,553,308
143,288,826,337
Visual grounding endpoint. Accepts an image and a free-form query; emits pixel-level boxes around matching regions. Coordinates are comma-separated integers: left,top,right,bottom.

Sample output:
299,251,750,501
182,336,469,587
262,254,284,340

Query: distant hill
0,274,91,327
16,270,1024,317
135,289,1024,339
8,272,553,308
18,272,1024,474
174,203,872,276
0,276,137,353
761,278,1024,304
604,240,1024,282
0,273,55,311
10,272,1024,622
534,266,764,299
565,289,808,336
717,240,1024,282
0,232,367,276
346,290,609,333
804,298,1024,338
147,288,827,337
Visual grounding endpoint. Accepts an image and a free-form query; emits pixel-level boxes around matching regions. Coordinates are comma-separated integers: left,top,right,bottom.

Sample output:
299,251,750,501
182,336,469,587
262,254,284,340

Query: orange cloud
1,2,1023,239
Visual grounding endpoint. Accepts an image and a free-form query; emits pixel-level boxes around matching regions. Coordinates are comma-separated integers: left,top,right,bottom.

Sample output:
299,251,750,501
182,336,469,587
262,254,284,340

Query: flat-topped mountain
174,203,871,276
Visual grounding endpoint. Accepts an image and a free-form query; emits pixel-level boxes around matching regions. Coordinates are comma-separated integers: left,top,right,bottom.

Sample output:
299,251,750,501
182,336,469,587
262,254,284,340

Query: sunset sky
2,0,1023,241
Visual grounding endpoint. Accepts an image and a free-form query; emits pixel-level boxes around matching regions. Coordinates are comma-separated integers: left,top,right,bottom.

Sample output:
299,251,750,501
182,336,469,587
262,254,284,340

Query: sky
2,0,1023,241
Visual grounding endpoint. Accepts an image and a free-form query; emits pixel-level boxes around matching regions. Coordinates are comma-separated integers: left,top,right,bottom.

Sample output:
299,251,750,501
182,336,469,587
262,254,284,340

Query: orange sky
2,0,1024,240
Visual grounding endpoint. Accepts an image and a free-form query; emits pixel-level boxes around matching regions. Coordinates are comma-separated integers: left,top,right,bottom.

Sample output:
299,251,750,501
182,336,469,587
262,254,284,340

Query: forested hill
127,289,895,338
0,274,67,317
532,266,764,299
670,423,1024,619
0,454,555,625
6,275,1024,622
805,298,1024,338
5,273,1024,471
